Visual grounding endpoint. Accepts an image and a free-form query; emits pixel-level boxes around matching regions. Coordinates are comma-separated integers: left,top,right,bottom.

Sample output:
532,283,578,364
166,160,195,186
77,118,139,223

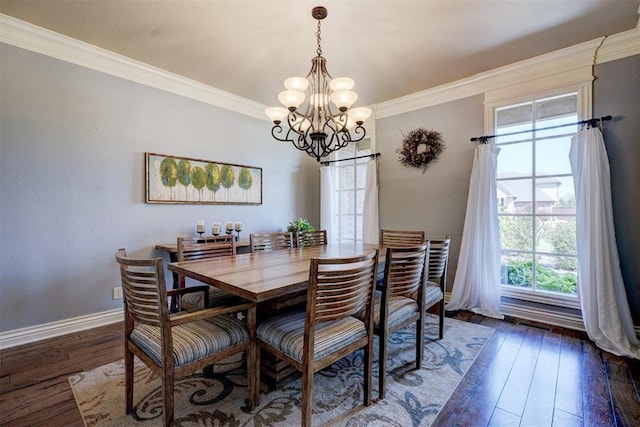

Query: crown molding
1,13,637,123
0,14,269,121
375,25,640,119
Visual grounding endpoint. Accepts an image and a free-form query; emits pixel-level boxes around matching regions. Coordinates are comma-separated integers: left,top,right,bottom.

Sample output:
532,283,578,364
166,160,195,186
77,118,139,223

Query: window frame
332,138,372,244
486,83,590,309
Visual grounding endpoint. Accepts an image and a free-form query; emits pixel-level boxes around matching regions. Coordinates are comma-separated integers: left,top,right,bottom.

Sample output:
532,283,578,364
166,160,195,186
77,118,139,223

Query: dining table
167,242,384,396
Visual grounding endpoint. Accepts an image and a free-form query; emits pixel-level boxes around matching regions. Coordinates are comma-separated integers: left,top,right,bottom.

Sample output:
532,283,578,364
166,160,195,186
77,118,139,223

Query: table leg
247,305,260,408
169,251,180,312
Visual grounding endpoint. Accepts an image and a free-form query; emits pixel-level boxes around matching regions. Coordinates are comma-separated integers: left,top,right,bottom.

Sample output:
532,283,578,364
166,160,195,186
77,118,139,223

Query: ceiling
2,1,639,108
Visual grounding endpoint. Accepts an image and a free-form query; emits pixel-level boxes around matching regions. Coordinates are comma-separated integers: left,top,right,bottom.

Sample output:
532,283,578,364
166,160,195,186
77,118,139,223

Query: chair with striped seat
379,229,425,247
425,235,451,339
177,236,245,310
374,243,430,399
256,250,379,427
115,248,257,426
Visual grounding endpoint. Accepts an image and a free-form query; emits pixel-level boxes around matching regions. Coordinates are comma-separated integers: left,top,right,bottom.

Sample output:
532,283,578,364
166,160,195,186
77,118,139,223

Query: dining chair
379,229,425,247
256,249,379,427
296,229,328,248
115,248,257,426
374,243,430,399
425,235,451,339
250,232,294,252
177,236,244,310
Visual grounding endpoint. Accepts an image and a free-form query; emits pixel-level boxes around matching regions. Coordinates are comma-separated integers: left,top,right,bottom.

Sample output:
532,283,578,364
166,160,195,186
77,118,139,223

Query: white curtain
446,143,503,319
569,127,639,358
320,166,338,244
363,159,380,244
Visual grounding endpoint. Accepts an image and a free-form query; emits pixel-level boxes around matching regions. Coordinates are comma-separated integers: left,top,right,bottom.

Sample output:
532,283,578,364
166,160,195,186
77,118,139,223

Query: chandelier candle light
265,6,372,162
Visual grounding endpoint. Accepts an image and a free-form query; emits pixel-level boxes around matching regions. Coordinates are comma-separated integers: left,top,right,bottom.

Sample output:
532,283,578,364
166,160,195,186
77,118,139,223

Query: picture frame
145,152,262,205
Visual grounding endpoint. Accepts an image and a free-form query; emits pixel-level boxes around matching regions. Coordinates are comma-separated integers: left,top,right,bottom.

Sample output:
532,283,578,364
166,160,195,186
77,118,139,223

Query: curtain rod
470,115,613,143
320,152,381,165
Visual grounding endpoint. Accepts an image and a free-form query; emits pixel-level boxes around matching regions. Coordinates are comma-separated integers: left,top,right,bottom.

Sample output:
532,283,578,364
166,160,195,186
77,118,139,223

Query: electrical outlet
112,286,123,300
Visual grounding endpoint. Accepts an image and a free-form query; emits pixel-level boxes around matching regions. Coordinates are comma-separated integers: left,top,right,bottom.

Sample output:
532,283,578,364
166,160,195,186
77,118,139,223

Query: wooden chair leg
247,306,259,409
364,340,373,406
124,348,134,414
438,300,445,340
378,329,388,400
416,316,425,369
162,367,175,427
301,363,314,427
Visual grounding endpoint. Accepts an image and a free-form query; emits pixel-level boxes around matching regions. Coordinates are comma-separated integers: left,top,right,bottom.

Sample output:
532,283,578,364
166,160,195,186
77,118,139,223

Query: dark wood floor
1,311,638,426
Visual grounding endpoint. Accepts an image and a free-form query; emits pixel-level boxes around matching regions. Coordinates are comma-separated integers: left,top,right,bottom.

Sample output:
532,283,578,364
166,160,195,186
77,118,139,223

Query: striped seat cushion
181,286,243,309
257,311,367,364
373,295,419,329
130,315,248,368
425,282,444,307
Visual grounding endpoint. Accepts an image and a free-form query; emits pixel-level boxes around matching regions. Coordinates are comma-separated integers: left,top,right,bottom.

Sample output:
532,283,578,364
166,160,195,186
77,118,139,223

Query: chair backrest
250,232,293,252
427,236,451,288
380,229,425,247
177,235,236,262
296,229,328,248
306,249,379,325
115,248,168,328
382,243,430,300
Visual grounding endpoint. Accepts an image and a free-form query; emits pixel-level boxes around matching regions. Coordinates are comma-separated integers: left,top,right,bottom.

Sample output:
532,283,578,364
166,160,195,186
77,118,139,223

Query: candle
212,222,221,235
225,222,234,232
235,222,242,232
196,220,205,233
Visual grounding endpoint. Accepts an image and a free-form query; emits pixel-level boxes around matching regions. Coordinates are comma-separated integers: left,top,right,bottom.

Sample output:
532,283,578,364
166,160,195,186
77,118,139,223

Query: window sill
500,285,581,310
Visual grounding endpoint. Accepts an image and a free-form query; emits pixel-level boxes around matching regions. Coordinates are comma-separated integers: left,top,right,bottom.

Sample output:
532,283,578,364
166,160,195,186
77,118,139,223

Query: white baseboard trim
499,301,585,332
0,308,123,350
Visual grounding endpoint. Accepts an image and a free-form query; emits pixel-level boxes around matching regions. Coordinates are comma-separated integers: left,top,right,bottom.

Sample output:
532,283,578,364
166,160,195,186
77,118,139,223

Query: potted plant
287,217,315,235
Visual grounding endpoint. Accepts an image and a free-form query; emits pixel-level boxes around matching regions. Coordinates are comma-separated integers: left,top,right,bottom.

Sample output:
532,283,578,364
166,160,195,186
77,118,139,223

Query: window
333,139,371,243
495,93,578,302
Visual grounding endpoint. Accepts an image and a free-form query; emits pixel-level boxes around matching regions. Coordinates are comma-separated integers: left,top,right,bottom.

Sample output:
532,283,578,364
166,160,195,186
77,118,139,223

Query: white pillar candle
225,222,234,231
212,223,221,235
235,222,242,232
196,220,205,233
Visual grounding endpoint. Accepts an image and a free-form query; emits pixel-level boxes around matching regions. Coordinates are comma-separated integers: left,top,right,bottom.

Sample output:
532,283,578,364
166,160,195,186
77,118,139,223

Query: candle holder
234,222,242,241
197,231,204,237
212,222,221,236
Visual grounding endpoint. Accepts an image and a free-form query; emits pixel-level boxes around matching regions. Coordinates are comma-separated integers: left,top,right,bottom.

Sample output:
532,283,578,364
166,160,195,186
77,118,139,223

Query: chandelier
265,6,372,162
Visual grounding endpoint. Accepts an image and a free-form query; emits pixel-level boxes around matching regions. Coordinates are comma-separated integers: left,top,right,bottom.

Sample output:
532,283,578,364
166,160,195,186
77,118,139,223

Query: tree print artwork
145,153,262,205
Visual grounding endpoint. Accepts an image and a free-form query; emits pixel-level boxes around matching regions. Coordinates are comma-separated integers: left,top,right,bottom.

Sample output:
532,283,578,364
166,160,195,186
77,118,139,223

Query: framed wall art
145,152,262,205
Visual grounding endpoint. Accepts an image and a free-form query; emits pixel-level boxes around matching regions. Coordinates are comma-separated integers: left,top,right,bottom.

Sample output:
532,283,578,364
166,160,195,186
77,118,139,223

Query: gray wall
594,55,640,323
375,95,485,292
0,44,319,332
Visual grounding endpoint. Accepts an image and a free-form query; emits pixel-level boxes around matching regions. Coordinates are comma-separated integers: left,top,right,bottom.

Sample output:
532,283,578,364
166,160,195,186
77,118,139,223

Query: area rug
70,315,493,426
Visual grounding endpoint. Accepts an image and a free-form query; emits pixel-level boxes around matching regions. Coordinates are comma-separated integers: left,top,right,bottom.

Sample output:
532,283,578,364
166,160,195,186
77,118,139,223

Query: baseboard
446,292,640,337
0,308,123,350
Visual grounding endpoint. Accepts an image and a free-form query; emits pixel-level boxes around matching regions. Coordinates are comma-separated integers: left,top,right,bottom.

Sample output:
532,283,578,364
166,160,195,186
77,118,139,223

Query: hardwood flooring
1,312,638,426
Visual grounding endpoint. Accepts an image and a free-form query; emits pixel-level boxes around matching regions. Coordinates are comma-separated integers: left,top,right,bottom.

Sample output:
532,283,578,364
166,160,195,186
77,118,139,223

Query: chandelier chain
316,20,322,56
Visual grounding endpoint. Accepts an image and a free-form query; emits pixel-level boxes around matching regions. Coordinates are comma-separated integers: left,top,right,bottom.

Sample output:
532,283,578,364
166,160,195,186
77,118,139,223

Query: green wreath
397,128,445,173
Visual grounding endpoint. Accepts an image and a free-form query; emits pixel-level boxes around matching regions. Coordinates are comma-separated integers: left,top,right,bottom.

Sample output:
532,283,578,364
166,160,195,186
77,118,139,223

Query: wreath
397,128,444,173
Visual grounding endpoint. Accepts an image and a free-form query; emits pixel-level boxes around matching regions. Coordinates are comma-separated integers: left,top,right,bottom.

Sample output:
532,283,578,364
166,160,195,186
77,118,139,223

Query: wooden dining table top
168,243,383,303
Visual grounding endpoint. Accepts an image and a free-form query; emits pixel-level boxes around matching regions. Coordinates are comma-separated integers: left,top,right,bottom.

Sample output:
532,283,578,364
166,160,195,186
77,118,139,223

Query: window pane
356,189,365,214
340,215,355,240
536,94,577,122
536,217,576,255
501,253,533,289
499,215,533,251
497,142,532,178
339,190,354,214
535,254,577,295
356,215,363,240
536,137,572,175
497,103,532,127
534,176,575,214
497,179,532,214
338,166,354,190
